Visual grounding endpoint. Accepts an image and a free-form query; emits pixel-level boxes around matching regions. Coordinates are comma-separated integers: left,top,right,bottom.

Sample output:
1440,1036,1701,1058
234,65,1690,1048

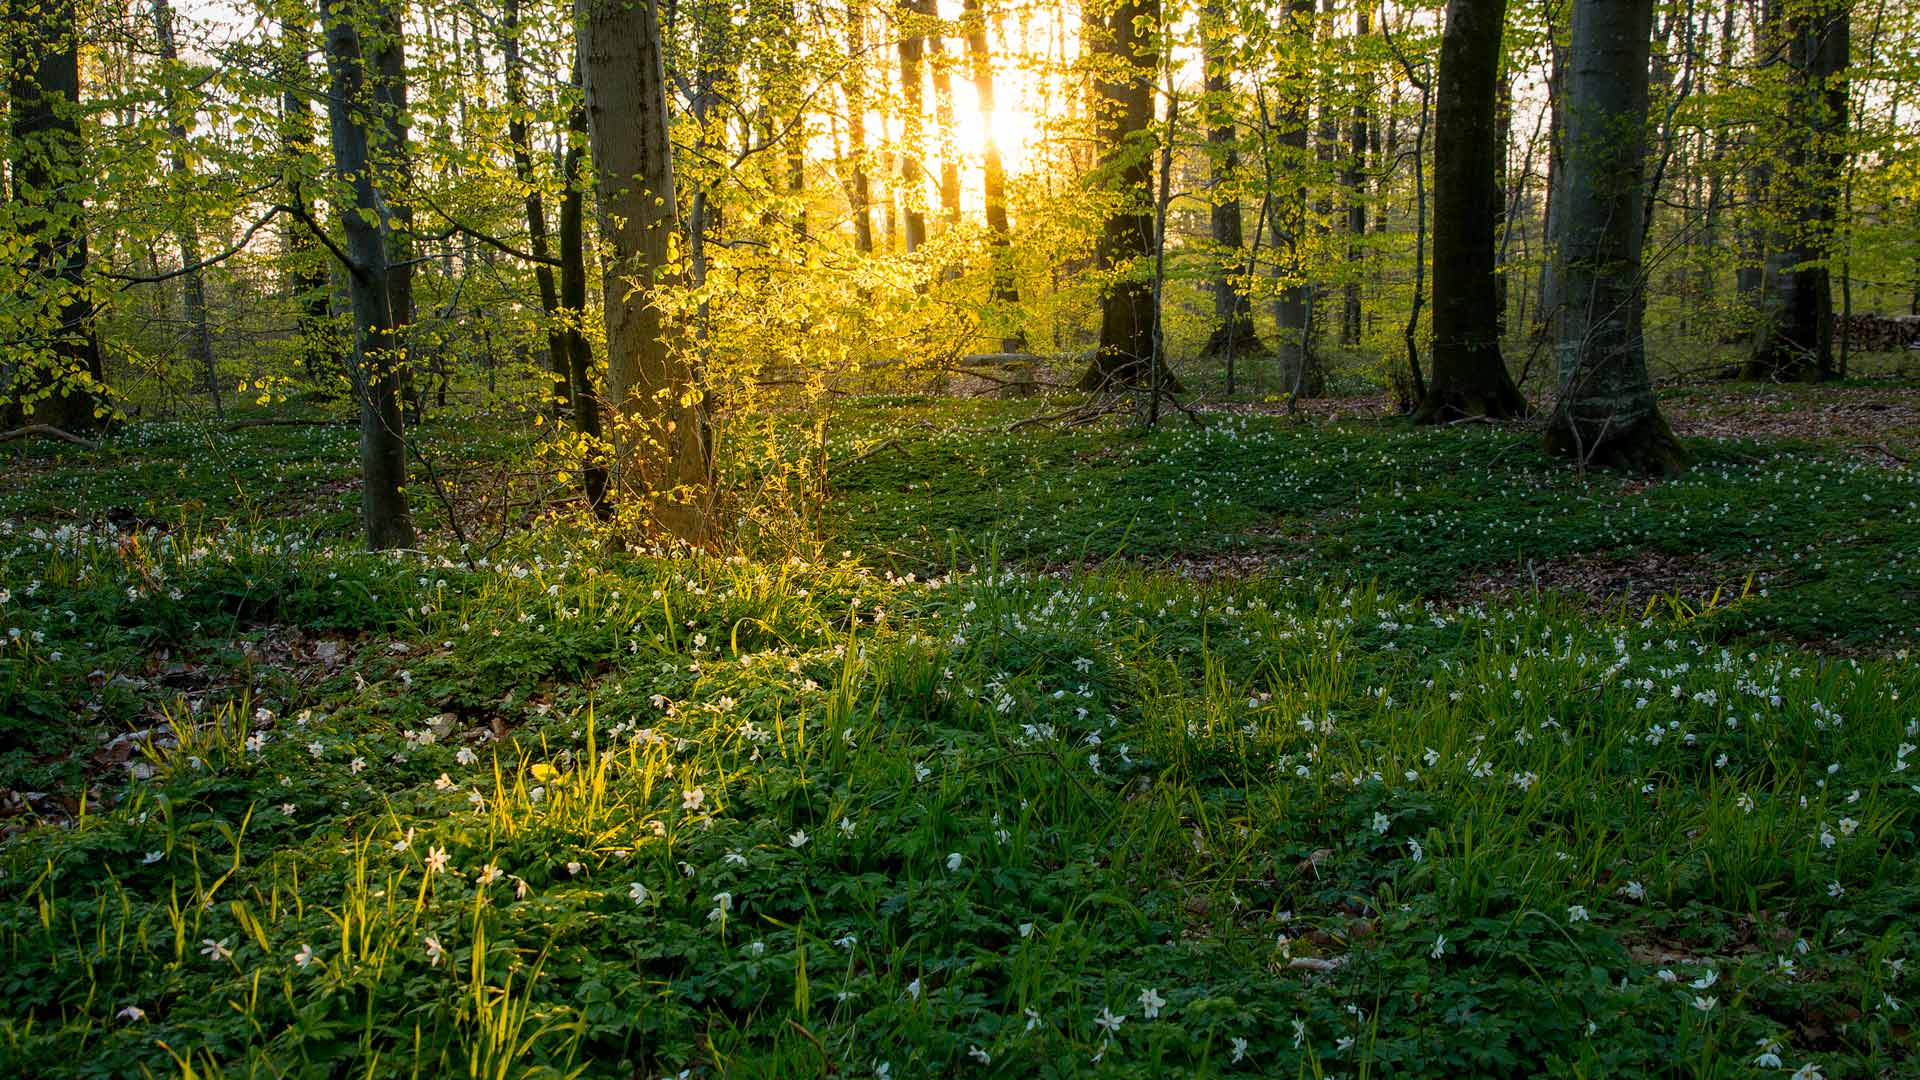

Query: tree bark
369,1,416,417
501,0,570,409
1198,0,1262,361
278,15,338,384
1416,0,1526,422
577,0,711,540
1271,0,1317,394
149,0,220,416
319,0,415,549
962,0,1021,346
895,0,931,254
559,75,607,517
1077,0,1178,393
3,0,108,432
1342,5,1371,346
845,0,875,253
1745,0,1847,381
1546,0,1688,475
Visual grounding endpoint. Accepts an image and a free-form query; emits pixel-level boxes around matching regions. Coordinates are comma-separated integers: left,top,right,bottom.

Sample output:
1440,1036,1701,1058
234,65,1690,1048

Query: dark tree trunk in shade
1342,5,1371,346
1546,0,1688,475
1416,0,1526,423
319,0,415,549
1077,0,1179,393
1198,0,1262,361
1271,0,1318,395
559,81,607,516
1745,1,1847,381
4,0,108,432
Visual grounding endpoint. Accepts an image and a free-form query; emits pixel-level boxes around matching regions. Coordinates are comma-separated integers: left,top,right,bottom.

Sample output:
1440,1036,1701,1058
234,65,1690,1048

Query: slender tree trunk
369,2,416,419
1734,0,1778,326
846,0,875,253
1077,0,1177,393
1745,0,1847,381
1547,0,1688,474
928,22,961,230
1198,0,1262,361
1272,0,1317,394
559,76,607,516
1416,0,1526,422
279,16,338,384
319,0,414,549
502,0,570,410
1343,5,1371,346
962,0,1021,346
149,0,220,416
895,0,931,253
3,0,108,432
577,0,710,540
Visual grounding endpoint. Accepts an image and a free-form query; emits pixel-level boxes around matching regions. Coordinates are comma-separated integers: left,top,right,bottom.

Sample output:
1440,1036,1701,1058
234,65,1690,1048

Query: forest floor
1,377,1916,1078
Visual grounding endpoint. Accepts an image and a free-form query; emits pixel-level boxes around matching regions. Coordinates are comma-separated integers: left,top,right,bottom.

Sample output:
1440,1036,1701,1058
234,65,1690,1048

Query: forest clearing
1,0,1917,1074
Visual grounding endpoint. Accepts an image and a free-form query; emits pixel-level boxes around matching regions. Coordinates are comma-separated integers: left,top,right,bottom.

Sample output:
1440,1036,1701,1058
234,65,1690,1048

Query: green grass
0,398,1915,1078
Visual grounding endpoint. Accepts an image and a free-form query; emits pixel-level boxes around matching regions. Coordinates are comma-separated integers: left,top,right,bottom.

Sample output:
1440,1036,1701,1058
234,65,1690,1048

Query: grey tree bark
319,0,415,549
1745,0,1848,381
1416,0,1526,422
1198,0,1262,362
577,0,711,540
149,0,220,416
1545,0,1688,475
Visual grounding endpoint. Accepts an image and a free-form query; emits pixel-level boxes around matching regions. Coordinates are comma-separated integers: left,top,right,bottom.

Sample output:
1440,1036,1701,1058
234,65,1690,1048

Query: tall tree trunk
1547,0,1688,475
501,0,570,409
895,0,931,253
279,16,337,384
559,75,607,516
369,2,416,418
1745,0,1847,381
1416,0,1526,422
319,0,415,549
578,0,710,540
846,0,875,253
1198,0,1262,360
928,22,961,229
962,0,1021,345
149,0,220,416
3,0,108,432
1342,5,1371,346
1272,0,1317,394
1734,0,1778,325
1077,0,1176,393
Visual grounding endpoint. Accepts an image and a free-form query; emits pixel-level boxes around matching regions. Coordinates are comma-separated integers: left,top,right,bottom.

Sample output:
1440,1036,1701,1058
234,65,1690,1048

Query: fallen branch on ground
0,424,98,449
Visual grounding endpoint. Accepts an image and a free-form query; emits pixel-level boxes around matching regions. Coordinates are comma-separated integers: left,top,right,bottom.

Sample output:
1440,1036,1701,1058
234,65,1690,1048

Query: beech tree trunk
845,0,875,253
578,0,711,541
319,0,415,550
1342,5,1371,346
962,0,1021,346
895,0,931,254
1416,0,1526,422
1077,0,1177,393
1745,0,1848,381
1198,0,1262,361
1271,0,1317,394
150,0,220,416
501,0,569,409
1546,0,1689,475
278,16,338,383
559,78,607,517
4,0,108,432
369,3,416,417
